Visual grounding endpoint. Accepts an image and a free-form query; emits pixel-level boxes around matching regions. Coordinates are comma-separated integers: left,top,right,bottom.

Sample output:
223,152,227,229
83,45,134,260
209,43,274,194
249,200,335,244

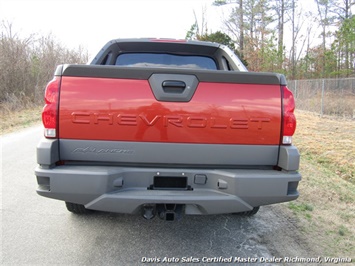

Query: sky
0,0,225,57
2,0,354,59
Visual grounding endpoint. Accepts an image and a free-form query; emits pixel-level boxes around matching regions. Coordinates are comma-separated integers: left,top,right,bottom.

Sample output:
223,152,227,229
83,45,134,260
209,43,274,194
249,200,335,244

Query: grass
287,110,355,257
288,202,314,212
295,110,355,183
0,105,42,134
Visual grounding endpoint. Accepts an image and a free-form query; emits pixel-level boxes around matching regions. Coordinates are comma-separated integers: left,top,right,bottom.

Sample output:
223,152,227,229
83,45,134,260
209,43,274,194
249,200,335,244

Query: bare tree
332,0,354,20
0,21,88,111
271,0,293,68
314,0,336,76
185,6,209,40
215,0,245,56
286,0,311,79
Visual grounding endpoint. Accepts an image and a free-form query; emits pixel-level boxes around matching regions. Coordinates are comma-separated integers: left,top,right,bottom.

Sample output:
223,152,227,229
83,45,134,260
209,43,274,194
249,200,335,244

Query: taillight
282,86,296,144
42,76,60,138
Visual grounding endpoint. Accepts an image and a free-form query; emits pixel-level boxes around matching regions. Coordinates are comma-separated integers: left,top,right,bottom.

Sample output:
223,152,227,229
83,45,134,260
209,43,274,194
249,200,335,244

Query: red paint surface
59,76,281,144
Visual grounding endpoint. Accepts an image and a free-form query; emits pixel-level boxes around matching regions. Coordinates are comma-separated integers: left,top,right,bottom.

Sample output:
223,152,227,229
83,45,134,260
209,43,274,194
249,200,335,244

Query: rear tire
65,202,92,214
233,206,260,216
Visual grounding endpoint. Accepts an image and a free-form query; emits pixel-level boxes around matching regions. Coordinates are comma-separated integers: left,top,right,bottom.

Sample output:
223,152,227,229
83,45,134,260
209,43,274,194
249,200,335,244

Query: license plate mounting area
149,176,192,190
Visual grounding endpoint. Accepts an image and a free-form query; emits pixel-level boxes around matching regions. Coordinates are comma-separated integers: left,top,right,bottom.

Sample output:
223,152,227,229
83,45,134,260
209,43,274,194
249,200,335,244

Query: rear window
115,53,217,70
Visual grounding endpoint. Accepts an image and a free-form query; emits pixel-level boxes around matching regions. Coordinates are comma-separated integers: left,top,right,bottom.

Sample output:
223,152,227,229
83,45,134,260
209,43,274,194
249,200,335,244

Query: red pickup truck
35,39,301,221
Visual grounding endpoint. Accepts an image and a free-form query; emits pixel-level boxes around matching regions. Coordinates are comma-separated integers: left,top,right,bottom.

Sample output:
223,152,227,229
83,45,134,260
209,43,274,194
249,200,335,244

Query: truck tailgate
58,65,282,166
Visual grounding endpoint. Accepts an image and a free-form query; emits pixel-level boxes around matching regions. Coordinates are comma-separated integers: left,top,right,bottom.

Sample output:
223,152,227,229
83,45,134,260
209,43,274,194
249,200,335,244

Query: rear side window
101,52,113,65
115,53,217,70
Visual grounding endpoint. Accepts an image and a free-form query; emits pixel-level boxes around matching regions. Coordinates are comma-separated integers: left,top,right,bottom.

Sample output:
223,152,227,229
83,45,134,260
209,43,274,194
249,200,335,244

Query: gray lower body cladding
36,138,301,215
57,139,280,166
35,165,301,215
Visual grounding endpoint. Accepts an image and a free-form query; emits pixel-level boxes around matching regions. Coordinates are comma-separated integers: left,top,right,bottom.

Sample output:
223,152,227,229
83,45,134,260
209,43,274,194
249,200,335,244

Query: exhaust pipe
142,205,156,220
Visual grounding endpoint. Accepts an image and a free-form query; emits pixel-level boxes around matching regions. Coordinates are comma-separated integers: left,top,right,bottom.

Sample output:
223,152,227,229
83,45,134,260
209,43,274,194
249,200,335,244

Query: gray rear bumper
35,165,301,215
